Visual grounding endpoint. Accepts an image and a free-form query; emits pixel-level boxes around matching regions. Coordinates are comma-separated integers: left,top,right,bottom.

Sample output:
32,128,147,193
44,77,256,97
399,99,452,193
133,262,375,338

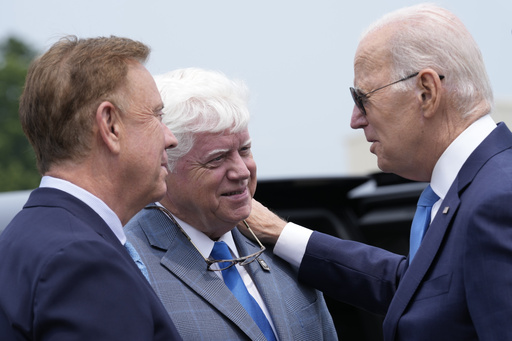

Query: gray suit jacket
125,205,337,341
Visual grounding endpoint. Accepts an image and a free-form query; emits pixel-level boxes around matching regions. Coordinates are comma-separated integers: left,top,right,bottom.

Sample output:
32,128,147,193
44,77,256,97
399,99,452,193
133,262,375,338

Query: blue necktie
210,241,277,341
124,241,150,282
409,185,439,263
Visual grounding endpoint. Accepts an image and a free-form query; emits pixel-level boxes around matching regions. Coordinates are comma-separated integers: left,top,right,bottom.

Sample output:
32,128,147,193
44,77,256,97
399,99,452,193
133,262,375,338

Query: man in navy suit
124,68,337,340
243,4,512,340
0,36,183,340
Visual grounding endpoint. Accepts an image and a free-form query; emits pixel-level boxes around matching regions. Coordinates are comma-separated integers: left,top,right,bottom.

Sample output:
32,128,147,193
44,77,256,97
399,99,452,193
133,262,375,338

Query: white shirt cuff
273,222,313,269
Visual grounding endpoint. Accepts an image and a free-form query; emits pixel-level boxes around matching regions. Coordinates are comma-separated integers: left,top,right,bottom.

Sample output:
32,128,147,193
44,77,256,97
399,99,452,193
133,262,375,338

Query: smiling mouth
222,189,245,196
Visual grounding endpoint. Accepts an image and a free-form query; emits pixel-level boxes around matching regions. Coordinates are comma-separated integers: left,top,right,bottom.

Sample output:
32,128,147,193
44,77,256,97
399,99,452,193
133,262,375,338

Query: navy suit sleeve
299,231,407,315
33,239,163,341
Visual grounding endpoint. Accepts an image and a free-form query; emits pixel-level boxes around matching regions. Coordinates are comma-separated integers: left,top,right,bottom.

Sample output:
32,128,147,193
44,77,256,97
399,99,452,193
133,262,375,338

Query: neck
46,162,137,225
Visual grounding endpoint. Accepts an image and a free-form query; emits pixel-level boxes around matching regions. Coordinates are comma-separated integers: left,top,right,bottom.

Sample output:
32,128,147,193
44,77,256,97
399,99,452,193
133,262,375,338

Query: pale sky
1,0,511,179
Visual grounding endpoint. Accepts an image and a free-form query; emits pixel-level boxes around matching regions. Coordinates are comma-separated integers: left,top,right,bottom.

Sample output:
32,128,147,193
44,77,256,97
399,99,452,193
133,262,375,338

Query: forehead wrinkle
197,130,252,158
129,102,161,121
202,138,251,158
355,27,395,88
355,46,385,73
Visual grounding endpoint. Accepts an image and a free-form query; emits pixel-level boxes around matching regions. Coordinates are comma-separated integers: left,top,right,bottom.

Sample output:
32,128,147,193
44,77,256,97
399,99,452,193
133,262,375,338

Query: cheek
248,160,257,194
249,174,257,195
197,173,222,200
246,157,257,176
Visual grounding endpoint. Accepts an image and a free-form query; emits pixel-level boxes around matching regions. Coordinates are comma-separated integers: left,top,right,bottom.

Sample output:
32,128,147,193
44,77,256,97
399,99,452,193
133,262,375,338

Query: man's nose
350,105,368,130
227,154,251,180
162,123,178,150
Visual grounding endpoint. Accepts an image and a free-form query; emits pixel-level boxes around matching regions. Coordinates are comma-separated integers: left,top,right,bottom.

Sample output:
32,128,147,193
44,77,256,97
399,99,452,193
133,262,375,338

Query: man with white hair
243,3,512,340
124,68,337,341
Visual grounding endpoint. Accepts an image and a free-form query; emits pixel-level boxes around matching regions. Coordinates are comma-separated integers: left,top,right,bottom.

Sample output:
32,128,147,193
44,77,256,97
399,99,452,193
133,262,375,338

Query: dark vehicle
0,173,425,341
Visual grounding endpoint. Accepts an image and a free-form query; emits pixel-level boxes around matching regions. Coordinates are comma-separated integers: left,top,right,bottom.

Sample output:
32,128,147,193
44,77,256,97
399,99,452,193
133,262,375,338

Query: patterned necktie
124,241,150,282
409,185,439,263
210,241,277,341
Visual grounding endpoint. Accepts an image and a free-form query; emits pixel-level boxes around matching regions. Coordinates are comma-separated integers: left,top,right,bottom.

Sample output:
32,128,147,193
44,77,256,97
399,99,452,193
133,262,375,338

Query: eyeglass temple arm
242,220,266,250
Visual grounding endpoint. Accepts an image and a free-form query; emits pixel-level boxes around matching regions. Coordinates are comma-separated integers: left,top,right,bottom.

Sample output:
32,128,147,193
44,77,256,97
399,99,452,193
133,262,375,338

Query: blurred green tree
0,36,40,191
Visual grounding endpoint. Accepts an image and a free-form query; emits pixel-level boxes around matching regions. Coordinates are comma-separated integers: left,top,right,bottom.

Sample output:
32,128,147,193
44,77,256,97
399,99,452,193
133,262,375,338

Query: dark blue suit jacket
299,122,512,340
0,188,182,340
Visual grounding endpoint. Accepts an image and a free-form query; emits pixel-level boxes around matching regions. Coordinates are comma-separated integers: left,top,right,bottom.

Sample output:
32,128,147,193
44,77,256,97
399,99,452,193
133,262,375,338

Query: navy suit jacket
125,206,338,341
0,188,182,340
299,122,512,340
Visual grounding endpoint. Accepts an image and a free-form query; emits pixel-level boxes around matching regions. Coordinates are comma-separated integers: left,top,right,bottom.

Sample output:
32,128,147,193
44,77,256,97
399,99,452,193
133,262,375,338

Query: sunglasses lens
350,87,366,115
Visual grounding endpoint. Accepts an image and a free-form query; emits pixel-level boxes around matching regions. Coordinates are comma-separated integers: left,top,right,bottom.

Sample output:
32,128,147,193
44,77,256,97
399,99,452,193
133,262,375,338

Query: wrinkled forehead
121,62,162,110
192,128,251,152
354,25,395,80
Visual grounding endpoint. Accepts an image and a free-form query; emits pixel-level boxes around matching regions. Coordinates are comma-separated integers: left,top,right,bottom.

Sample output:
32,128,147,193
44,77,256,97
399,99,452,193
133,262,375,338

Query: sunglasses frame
350,72,444,115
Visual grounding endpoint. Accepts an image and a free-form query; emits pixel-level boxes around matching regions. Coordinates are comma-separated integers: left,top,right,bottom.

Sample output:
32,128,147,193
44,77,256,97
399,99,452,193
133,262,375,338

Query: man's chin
234,207,252,223
150,183,168,204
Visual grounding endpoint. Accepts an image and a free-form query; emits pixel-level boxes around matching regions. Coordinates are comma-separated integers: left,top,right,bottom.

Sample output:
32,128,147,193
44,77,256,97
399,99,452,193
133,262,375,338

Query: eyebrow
203,138,252,159
153,104,164,113
205,148,229,159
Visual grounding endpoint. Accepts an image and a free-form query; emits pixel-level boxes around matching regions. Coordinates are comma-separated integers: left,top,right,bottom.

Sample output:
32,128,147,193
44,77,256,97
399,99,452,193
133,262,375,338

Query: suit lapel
383,190,460,339
384,122,512,340
28,188,155,291
139,209,266,340
232,228,291,339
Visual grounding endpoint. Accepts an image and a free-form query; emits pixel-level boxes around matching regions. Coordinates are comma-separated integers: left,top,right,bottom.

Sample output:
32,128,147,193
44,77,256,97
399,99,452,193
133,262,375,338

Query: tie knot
418,185,439,207
210,241,232,261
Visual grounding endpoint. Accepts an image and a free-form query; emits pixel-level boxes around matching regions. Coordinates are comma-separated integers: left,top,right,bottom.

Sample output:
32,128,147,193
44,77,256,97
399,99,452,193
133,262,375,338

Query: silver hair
361,3,493,117
154,68,251,172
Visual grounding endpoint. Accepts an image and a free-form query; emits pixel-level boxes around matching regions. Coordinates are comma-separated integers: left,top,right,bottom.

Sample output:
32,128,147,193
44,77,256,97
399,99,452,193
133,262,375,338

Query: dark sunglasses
350,72,444,115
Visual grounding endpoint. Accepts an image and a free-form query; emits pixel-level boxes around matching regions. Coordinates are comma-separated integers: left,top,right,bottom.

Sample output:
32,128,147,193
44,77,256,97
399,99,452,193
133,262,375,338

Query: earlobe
96,101,121,153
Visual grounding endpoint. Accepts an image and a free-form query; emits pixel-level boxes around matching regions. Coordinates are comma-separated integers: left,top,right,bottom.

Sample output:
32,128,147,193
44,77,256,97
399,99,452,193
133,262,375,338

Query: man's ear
416,69,443,118
96,101,121,154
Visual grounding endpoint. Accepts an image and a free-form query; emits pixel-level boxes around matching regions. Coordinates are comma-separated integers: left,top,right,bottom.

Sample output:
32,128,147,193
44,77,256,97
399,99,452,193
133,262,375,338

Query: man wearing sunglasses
124,68,337,341
243,3,512,341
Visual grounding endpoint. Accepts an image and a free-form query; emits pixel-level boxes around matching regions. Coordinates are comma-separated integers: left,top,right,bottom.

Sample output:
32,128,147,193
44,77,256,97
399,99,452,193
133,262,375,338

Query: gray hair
154,68,250,172
361,3,493,117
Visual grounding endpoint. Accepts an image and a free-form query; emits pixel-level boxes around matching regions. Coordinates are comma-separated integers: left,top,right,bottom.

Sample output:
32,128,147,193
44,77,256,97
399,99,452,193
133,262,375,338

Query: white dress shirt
39,176,126,244
274,114,497,269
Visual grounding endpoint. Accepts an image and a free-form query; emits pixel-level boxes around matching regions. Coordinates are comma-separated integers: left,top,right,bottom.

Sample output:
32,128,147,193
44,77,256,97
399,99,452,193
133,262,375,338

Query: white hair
154,68,250,172
361,3,493,117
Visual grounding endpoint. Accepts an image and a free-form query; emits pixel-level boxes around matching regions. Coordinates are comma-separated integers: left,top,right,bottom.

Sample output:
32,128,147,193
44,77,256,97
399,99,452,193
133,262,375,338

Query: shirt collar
431,114,496,199
162,207,238,259
39,176,126,244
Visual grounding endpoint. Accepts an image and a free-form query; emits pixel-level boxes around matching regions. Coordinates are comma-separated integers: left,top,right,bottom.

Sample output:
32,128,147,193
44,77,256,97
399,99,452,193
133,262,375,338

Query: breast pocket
415,273,452,301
